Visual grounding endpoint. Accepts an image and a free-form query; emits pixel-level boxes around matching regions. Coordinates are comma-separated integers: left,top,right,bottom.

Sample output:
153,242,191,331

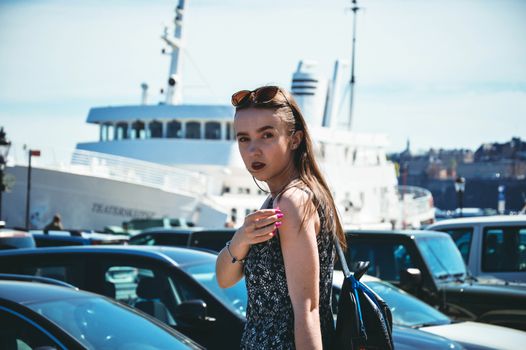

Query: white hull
3,165,227,230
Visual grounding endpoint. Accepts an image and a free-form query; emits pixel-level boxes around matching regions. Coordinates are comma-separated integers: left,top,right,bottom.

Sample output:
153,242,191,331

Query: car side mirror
400,268,422,293
174,299,214,324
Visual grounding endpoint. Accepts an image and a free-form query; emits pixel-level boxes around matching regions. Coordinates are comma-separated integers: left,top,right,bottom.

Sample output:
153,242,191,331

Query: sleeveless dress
240,189,336,349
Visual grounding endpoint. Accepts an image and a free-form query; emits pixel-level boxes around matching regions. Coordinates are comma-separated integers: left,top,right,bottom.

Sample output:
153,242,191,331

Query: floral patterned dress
240,191,336,349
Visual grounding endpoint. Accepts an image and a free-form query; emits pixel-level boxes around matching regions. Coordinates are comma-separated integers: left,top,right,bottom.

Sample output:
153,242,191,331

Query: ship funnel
291,61,328,127
141,83,149,105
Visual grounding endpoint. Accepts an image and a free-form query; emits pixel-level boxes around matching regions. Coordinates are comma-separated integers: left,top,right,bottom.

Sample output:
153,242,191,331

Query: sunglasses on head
231,86,286,107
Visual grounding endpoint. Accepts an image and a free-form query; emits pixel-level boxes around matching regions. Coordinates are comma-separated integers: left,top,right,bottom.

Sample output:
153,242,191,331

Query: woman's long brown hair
234,86,346,249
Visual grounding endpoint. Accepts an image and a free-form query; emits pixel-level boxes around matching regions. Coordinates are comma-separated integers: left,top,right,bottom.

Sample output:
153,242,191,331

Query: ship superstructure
4,0,434,230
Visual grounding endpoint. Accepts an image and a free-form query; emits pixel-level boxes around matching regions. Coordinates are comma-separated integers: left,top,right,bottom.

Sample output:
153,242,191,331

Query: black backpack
333,238,394,350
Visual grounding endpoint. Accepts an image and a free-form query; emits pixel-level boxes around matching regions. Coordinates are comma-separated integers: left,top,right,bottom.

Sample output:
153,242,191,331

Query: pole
25,150,32,230
0,170,3,221
348,0,359,130
458,190,464,218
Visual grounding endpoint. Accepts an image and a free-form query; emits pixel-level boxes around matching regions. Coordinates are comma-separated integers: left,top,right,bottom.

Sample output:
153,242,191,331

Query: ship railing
9,146,208,196
397,185,435,227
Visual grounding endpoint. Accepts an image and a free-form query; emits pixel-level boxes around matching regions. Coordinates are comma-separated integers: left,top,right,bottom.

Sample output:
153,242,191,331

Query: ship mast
162,0,187,105
347,0,360,130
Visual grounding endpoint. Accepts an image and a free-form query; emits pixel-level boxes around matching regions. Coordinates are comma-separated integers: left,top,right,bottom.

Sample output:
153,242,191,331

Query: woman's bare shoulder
275,186,313,213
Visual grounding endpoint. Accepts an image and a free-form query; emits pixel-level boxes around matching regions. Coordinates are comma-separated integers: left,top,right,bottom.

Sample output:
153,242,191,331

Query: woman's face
234,107,299,184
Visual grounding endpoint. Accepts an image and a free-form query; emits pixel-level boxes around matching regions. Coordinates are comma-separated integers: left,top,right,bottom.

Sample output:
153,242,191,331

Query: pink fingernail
275,207,281,212
275,221,282,228
277,213,284,219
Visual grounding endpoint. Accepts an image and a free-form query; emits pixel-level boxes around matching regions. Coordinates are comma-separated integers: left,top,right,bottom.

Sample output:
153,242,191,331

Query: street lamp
0,127,12,221
454,176,466,217
25,149,41,230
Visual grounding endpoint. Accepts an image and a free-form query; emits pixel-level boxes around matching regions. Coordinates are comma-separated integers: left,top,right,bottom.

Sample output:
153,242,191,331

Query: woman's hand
231,208,283,249
216,208,282,288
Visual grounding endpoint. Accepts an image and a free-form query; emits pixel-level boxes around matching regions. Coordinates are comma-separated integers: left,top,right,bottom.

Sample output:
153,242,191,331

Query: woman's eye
262,132,274,139
237,136,249,142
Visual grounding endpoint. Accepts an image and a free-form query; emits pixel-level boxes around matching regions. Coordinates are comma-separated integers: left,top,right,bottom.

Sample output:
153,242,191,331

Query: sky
0,0,525,157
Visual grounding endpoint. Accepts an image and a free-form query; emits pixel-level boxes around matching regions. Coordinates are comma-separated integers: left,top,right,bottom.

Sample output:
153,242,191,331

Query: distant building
390,137,525,181
388,137,526,211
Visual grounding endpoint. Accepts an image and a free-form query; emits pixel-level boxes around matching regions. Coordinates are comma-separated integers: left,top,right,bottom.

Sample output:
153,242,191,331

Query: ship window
167,120,182,138
231,208,237,224
149,120,163,138
106,124,114,141
205,121,221,140
186,122,201,139
116,122,129,140
226,122,233,140
131,120,146,139
100,124,109,141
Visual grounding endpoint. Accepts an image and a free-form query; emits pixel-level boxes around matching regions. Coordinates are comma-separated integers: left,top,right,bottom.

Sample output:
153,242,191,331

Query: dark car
0,246,245,350
345,229,526,330
0,245,465,349
129,227,202,247
129,227,236,252
0,274,202,349
333,271,526,349
30,229,129,247
0,226,36,250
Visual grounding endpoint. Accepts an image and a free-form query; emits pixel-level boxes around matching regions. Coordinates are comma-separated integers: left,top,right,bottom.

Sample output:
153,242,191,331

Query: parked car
30,229,129,247
0,274,202,349
105,217,197,235
0,245,244,350
0,222,35,250
129,227,235,252
129,227,202,247
427,215,526,283
333,271,526,349
0,245,465,349
345,229,526,331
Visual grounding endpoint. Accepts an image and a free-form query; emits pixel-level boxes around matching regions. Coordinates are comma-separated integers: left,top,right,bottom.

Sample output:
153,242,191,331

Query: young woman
215,86,345,349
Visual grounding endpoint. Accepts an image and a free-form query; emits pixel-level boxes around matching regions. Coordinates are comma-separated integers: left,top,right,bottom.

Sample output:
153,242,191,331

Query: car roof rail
0,273,78,289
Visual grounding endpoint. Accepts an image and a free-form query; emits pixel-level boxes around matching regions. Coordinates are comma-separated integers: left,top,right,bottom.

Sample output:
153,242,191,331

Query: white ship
3,0,434,231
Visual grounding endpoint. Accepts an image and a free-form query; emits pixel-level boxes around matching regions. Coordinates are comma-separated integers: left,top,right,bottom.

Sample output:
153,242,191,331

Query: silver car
428,215,526,282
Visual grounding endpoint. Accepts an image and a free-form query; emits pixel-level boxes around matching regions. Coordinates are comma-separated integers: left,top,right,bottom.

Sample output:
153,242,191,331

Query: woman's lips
251,162,266,171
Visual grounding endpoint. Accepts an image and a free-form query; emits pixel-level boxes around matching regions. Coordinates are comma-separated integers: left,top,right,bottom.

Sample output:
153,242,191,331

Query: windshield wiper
452,272,466,282
412,320,450,328
436,273,452,280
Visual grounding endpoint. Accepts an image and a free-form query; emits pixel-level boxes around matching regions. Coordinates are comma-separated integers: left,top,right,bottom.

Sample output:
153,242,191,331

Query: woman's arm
277,189,323,350
216,208,281,288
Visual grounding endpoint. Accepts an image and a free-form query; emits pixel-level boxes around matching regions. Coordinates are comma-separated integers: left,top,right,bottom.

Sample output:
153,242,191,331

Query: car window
130,233,189,247
189,231,235,252
27,296,193,350
3,257,87,289
417,236,466,278
155,234,190,247
349,241,417,282
0,307,62,349
182,261,247,317
129,234,155,245
102,264,179,326
482,226,526,272
436,227,473,264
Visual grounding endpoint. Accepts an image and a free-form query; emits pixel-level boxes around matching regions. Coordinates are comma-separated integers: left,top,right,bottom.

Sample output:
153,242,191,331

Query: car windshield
27,296,194,349
367,281,450,327
417,236,467,279
182,262,247,318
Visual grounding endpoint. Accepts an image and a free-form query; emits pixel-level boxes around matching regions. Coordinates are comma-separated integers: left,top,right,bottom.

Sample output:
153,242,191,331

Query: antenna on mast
161,0,187,105
348,0,360,130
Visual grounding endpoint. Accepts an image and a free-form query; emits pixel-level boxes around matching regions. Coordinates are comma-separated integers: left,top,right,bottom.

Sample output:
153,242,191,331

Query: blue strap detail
349,275,367,338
